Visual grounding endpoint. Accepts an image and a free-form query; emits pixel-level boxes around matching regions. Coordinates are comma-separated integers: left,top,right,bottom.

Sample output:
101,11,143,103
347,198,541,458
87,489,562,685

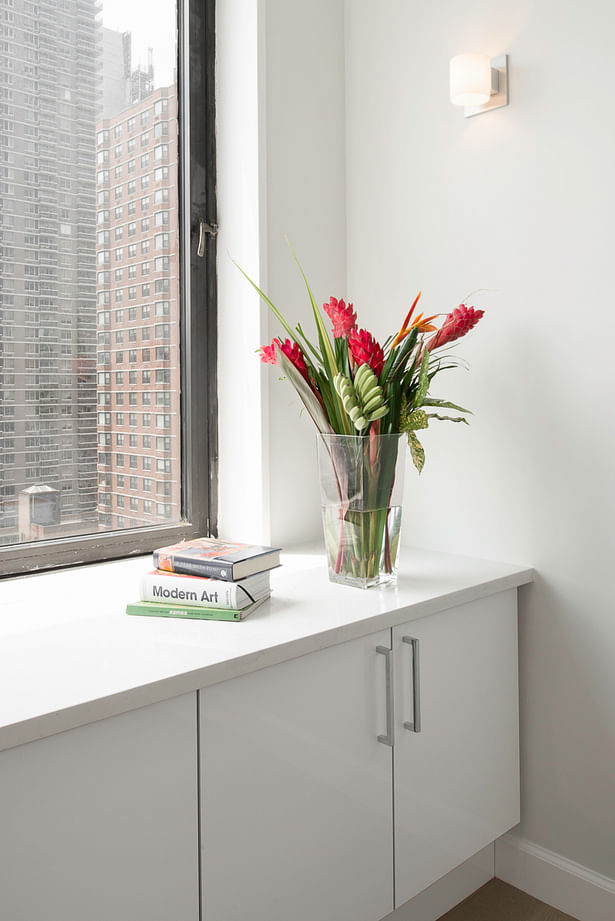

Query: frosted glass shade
450,53,491,107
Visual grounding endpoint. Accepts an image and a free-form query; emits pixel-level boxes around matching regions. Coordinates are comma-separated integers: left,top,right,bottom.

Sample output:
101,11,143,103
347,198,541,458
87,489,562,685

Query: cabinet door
200,631,394,921
0,694,199,921
393,590,519,907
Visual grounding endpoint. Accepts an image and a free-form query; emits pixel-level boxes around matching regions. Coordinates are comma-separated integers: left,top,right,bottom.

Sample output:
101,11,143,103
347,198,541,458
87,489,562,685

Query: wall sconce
450,53,509,117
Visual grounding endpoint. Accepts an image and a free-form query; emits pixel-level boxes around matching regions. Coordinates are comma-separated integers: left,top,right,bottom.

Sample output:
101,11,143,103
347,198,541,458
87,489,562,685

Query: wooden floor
436,879,581,921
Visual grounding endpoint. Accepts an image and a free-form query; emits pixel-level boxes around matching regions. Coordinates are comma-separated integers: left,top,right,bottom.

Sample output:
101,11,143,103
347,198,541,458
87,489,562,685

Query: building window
0,0,216,575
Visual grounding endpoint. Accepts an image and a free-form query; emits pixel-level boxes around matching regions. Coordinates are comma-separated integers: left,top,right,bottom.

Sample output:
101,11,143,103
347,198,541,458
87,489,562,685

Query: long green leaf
414,350,430,407
288,243,351,434
233,261,298,344
422,398,472,414
426,413,469,425
388,328,420,381
289,246,337,374
296,322,324,365
402,409,429,432
408,432,425,474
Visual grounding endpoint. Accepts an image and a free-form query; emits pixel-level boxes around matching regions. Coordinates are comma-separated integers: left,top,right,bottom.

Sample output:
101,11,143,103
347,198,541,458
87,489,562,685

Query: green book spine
126,600,241,621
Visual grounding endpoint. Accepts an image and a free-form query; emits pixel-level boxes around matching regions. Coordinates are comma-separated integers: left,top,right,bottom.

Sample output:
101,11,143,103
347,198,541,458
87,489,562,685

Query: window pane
0,0,181,545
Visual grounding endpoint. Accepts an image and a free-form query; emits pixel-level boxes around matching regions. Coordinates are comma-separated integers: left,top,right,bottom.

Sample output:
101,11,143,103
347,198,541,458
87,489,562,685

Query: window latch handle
197,219,218,257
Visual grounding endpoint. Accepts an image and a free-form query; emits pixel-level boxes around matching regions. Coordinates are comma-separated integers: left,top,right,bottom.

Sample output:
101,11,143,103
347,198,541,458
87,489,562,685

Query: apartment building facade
95,85,180,531
0,0,99,545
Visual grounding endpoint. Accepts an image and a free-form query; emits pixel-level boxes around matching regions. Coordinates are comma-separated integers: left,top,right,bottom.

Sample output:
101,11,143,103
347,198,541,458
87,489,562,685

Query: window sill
0,547,532,754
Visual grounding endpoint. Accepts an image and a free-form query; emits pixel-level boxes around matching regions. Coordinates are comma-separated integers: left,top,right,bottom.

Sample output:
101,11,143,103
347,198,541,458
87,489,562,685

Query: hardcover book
153,537,281,581
140,569,271,610
126,595,270,621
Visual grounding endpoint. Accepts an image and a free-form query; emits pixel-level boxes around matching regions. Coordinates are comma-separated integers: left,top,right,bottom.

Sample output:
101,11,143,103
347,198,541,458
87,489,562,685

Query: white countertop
0,545,533,753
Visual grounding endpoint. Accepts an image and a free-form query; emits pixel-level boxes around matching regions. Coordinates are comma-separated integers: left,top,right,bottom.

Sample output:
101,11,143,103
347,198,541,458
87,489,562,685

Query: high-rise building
0,0,99,545
101,27,132,120
95,85,180,531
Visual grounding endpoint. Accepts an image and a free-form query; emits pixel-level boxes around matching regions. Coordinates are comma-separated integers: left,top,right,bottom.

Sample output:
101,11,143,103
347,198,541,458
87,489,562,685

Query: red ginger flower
260,337,309,380
348,327,385,379
427,305,484,352
323,296,357,339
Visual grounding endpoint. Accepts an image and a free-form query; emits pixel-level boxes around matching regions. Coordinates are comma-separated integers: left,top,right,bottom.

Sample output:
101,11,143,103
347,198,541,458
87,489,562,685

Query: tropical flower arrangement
239,255,484,587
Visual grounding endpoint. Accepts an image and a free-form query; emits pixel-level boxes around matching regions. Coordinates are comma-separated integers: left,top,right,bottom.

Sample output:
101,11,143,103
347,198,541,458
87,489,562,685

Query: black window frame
0,0,217,577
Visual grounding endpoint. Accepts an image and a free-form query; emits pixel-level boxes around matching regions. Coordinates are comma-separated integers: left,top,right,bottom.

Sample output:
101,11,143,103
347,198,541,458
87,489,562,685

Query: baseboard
381,844,494,921
495,833,615,921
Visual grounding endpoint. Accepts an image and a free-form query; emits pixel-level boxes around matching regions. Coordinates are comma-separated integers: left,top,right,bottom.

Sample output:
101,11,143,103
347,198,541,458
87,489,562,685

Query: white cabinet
200,630,394,921
199,591,519,919
392,590,520,907
0,694,199,921
0,582,521,921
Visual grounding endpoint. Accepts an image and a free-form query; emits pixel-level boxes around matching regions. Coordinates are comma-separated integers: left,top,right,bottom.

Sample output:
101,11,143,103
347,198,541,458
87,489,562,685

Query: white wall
217,0,347,547
216,0,270,544
344,0,615,880
264,0,347,546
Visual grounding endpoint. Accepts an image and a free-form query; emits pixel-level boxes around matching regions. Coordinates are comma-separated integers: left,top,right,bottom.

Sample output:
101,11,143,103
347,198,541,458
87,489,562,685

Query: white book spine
140,572,246,609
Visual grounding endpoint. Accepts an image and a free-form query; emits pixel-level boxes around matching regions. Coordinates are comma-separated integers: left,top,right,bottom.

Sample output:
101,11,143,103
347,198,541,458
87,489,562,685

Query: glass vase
317,433,405,589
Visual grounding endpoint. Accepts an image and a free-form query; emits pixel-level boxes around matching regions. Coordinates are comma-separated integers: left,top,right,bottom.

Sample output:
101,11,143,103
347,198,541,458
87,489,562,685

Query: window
154,98,168,117
0,0,216,575
155,256,169,272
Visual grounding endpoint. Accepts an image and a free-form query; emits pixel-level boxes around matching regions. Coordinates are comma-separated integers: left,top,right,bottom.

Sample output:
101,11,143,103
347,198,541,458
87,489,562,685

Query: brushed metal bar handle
376,645,394,746
402,636,421,733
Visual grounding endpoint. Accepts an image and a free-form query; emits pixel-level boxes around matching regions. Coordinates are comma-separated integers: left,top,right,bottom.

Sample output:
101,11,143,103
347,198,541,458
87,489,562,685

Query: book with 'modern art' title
139,568,271,610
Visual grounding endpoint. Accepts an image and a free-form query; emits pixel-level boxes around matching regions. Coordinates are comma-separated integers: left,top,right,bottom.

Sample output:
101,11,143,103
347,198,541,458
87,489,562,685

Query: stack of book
125,537,281,621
